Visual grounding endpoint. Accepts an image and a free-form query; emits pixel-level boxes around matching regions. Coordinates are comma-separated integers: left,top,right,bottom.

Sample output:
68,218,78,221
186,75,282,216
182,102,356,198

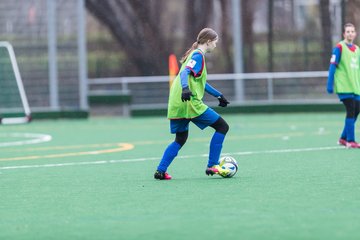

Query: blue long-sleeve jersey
180,51,222,97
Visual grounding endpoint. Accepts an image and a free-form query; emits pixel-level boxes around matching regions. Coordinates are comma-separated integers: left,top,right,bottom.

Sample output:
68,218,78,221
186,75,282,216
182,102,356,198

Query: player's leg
192,108,230,176
350,99,360,147
341,98,359,148
156,131,188,173
154,120,189,180
354,99,360,121
208,117,229,167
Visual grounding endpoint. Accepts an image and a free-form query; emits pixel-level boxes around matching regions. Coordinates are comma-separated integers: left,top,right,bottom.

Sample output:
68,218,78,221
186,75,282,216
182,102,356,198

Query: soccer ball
219,156,238,178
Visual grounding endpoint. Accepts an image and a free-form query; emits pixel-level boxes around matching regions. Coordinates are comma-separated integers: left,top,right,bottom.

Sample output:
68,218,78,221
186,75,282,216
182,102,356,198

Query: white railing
88,71,336,109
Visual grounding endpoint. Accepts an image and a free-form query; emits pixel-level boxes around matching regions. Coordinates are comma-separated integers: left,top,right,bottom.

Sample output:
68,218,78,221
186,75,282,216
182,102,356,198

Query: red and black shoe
337,138,347,146
154,170,172,180
346,141,360,149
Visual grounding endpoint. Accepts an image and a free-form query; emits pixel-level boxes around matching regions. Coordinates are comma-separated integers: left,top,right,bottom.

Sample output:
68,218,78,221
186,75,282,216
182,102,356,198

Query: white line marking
0,146,344,171
0,133,52,147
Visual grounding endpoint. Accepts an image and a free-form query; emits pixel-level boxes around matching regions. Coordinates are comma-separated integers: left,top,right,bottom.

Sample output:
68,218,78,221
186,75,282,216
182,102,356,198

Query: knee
223,121,229,134
211,117,229,135
347,111,356,119
175,131,188,147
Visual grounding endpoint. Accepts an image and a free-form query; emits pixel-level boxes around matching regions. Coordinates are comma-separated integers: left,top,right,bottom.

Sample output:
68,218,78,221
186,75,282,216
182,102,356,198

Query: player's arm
327,45,341,94
180,52,203,88
180,68,193,101
205,82,221,97
205,83,229,107
179,52,203,101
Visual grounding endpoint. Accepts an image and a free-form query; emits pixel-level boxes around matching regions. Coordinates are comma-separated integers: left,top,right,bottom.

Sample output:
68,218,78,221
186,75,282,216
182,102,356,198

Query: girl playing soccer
327,23,360,148
154,28,230,180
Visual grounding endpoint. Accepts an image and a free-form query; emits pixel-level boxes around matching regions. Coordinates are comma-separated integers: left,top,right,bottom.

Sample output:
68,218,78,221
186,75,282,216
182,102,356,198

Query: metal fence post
47,0,59,110
77,0,88,110
267,77,274,102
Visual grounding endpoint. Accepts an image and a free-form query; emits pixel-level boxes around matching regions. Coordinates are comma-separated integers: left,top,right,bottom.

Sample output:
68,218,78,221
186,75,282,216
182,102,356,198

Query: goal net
0,42,31,124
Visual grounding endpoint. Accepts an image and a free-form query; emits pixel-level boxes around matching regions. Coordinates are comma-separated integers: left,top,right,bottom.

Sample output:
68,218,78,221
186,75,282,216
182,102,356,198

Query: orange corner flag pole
169,54,179,88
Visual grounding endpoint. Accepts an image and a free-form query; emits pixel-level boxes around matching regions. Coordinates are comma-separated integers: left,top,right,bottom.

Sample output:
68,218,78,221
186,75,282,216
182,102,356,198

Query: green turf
0,113,359,240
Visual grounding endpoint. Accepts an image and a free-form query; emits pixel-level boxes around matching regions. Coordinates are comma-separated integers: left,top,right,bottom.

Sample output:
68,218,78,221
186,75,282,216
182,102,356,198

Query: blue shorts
169,107,220,134
338,93,360,101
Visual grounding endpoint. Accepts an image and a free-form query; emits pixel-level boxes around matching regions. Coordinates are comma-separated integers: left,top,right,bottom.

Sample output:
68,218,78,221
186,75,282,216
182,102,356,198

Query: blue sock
340,125,346,140
207,132,225,167
345,118,355,142
157,142,181,172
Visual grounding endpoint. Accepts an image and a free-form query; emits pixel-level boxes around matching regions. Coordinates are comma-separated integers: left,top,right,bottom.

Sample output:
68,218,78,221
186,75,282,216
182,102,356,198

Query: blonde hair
180,28,218,63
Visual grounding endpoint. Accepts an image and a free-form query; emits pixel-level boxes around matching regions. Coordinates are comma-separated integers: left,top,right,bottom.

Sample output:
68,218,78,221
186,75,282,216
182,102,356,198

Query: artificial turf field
0,112,359,240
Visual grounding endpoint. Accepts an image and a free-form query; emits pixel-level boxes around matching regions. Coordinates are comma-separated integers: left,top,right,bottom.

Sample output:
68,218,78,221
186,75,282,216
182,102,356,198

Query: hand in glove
218,95,230,107
181,87,193,102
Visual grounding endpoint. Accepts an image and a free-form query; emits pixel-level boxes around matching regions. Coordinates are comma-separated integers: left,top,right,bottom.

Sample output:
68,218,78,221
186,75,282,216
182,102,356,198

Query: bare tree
86,0,171,75
86,0,218,76
242,0,256,72
346,0,360,36
219,0,233,73
181,0,214,54
319,0,332,69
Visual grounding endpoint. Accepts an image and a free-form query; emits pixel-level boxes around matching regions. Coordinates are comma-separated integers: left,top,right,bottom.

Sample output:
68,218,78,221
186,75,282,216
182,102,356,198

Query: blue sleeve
180,68,191,88
327,64,336,93
205,83,222,97
189,52,203,75
180,52,204,88
327,47,341,93
330,47,341,65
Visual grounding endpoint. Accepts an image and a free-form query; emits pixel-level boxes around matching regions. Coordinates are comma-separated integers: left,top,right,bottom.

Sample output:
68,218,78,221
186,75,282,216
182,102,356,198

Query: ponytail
180,42,198,64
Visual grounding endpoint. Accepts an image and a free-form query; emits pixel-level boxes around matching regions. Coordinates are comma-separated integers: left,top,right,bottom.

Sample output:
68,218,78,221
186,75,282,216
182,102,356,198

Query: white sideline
0,146,343,171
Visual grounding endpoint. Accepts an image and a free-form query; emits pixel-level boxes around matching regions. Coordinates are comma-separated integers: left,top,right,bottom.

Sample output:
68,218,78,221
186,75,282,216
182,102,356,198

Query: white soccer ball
219,156,238,178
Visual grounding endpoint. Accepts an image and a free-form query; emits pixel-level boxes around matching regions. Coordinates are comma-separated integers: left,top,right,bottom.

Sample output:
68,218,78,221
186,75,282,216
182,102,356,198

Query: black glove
181,87,193,102
218,95,229,107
